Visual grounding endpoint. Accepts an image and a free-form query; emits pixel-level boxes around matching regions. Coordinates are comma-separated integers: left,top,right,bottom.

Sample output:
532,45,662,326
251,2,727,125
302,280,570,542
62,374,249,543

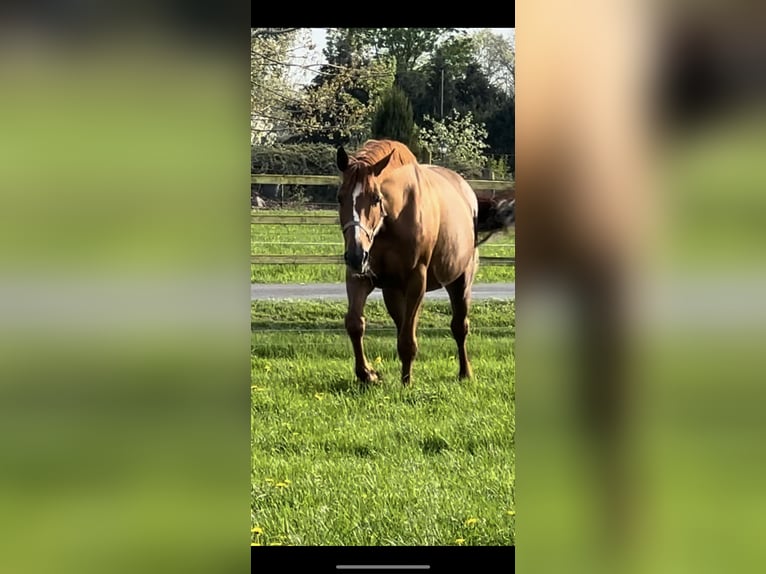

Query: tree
397,34,499,125
250,28,309,144
404,32,513,158
455,62,506,125
323,28,372,67
418,111,489,177
485,98,515,172
288,55,396,146
371,86,419,152
363,28,461,73
470,29,515,98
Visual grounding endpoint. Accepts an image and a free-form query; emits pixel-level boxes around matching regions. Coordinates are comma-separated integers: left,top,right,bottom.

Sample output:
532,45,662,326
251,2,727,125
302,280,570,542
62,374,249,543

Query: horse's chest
368,249,399,283
368,238,417,285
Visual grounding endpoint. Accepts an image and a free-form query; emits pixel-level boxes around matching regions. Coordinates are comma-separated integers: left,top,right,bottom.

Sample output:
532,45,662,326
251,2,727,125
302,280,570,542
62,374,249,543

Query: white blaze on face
351,182,363,242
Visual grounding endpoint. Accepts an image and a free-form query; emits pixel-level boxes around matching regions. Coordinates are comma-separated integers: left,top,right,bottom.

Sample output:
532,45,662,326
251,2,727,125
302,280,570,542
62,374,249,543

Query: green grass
251,299,515,546
251,209,515,284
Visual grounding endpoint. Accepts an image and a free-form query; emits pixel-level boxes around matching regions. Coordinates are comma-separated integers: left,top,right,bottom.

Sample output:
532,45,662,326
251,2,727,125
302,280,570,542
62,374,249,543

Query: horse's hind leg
445,273,473,379
345,274,377,383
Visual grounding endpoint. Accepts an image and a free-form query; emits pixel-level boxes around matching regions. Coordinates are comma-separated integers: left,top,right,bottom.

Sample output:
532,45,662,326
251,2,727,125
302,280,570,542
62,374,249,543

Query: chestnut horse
337,139,507,385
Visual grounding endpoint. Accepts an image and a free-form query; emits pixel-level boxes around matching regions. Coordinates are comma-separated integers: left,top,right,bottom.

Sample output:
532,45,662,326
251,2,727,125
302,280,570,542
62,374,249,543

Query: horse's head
336,146,393,274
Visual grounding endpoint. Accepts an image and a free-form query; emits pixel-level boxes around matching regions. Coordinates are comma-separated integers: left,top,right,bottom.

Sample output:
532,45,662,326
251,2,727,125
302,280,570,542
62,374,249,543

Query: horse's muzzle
344,247,369,273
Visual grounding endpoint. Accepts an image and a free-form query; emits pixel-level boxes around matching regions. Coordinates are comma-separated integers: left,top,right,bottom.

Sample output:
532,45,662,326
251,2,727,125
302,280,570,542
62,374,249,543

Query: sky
288,28,515,87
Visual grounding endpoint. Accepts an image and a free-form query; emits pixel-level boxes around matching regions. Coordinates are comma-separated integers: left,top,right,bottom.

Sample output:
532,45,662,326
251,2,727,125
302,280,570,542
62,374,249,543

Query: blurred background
1,1,765,573
517,1,766,573
0,3,249,574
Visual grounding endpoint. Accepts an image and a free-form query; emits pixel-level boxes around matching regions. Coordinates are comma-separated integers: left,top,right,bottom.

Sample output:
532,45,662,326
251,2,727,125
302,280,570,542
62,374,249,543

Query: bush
251,143,337,175
251,143,339,203
486,155,513,181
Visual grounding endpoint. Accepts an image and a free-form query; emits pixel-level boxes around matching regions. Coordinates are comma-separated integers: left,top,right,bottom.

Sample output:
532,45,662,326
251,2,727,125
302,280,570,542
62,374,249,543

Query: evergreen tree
371,86,419,153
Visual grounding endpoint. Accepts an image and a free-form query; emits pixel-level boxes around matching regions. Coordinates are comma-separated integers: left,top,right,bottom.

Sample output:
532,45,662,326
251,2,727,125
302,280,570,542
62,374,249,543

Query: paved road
251,282,515,301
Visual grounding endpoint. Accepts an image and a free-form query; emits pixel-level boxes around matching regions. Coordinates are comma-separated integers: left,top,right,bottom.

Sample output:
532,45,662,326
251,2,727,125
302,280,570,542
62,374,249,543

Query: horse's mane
352,139,418,171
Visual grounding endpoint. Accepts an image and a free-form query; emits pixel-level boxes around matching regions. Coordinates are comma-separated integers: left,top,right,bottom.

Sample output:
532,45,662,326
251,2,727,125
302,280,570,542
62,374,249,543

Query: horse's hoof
357,368,380,384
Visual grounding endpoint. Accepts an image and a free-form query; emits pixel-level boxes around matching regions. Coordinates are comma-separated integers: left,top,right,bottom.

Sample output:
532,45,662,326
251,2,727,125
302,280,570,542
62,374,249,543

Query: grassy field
251,298,515,546
251,209,515,284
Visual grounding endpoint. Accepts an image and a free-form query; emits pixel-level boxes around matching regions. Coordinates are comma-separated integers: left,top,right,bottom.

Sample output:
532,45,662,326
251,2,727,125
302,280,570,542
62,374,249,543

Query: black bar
251,546,514,574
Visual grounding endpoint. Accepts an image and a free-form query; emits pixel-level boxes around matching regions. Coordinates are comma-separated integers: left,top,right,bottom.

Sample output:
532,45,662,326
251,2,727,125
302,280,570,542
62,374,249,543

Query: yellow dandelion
374,356,382,365
275,482,289,488
507,510,515,516
464,517,479,527
268,542,282,546
314,393,325,401
251,526,263,534
265,478,274,483
251,542,262,546
455,538,466,545
251,385,266,391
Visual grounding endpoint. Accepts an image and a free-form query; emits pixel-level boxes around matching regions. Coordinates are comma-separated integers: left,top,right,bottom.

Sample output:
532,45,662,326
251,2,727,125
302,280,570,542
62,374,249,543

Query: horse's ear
337,147,349,172
371,150,394,176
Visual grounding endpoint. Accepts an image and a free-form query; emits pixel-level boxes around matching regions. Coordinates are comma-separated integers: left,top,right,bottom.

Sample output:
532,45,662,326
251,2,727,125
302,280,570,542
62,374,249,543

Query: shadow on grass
321,376,380,396
421,435,450,455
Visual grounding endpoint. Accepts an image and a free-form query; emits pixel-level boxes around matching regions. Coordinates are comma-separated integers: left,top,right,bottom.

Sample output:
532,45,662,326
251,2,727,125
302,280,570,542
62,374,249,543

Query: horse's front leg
398,264,427,385
345,274,377,383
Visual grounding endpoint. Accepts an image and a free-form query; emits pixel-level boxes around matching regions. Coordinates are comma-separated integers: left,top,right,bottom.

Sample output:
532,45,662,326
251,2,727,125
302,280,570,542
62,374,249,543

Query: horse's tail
475,196,515,246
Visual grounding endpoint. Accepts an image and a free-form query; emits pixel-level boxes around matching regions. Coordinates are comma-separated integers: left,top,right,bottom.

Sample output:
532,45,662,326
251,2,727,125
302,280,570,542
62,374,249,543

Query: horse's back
422,165,479,218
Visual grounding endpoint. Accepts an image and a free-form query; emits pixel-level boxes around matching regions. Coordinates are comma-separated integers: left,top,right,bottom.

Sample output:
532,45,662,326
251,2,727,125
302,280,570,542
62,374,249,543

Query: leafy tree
286,29,395,146
418,49,459,120
405,31,513,159
250,28,302,144
455,62,506,125
288,56,395,146
485,97,515,172
363,28,461,73
371,86,419,152
395,69,431,122
397,34,503,127
470,29,515,98
418,110,489,177
432,34,476,75
323,28,372,67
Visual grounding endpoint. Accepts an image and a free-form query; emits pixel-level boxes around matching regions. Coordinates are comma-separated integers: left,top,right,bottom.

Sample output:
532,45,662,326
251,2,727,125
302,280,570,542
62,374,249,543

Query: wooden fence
251,174,515,192
251,174,515,267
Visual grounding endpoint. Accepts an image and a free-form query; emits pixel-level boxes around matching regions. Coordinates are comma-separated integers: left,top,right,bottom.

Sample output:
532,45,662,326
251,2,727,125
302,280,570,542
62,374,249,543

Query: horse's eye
371,195,381,206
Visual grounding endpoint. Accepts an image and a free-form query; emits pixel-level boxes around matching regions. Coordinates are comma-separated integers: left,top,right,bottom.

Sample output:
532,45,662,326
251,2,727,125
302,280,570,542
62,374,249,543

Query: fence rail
252,214,338,225
251,173,514,268
251,254,515,266
251,173,514,192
